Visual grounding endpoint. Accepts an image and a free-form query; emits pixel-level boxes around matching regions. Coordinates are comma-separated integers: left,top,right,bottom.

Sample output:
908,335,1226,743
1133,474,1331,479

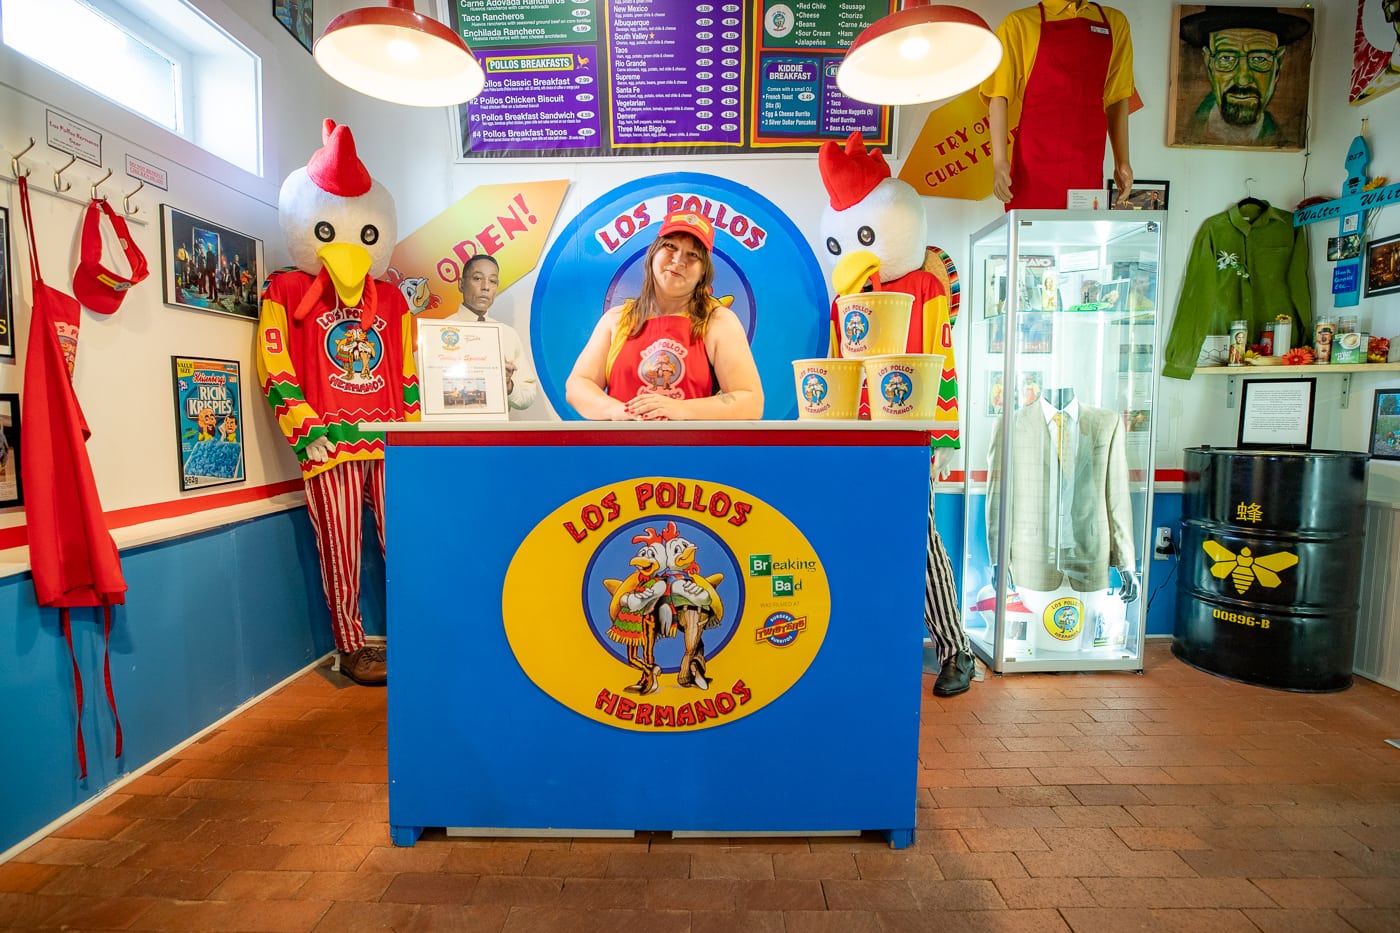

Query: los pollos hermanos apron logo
502,477,830,732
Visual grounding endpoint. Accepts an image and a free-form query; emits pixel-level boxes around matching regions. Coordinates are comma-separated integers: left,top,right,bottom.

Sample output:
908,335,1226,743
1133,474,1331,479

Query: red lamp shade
837,3,1002,106
314,0,485,107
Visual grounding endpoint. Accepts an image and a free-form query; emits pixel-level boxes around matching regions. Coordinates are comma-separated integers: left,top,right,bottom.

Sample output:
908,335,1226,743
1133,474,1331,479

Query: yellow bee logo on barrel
1202,540,1298,594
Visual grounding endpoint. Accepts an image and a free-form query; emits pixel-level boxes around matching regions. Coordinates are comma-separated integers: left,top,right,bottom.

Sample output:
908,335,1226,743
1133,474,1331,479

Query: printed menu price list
758,0,889,49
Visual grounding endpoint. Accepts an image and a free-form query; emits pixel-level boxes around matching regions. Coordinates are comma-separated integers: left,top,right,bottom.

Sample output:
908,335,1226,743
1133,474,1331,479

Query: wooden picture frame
159,205,264,321
1364,232,1400,298
273,0,314,53
1167,5,1315,151
1369,387,1400,461
1106,178,1169,211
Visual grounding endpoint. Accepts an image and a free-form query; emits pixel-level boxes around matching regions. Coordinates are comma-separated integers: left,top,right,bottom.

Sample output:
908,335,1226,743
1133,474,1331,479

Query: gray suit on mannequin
987,394,1137,594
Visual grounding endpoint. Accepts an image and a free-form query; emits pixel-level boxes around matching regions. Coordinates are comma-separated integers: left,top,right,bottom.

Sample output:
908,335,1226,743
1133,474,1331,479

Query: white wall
0,0,333,540
3,0,1398,549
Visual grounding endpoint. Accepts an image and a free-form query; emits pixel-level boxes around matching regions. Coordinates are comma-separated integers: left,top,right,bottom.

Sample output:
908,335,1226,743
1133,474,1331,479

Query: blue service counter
376,421,932,848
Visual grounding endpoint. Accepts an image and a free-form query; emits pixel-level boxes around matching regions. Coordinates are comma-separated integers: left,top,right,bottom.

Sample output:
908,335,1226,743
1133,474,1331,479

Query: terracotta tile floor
3,639,1400,932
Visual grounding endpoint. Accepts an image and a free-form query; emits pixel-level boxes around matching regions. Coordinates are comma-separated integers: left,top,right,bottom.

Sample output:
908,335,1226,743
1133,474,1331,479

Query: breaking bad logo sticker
502,477,830,732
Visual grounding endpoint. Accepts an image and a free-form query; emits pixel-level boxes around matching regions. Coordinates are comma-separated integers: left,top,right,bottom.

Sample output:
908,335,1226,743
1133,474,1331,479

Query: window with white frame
2,0,263,176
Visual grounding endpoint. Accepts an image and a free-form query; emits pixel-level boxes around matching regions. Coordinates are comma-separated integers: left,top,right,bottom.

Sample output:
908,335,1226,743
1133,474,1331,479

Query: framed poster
159,205,264,321
0,206,12,359
0,393,20,507
417,321,509,420
1167,5,1315,151
1106,178,1169,211
172,357,246,491
1237,377,1315,449
1369,387,1400,461
987,369,1044,416
988,312,1055,354
1364,232,1400,298
1351,0,1400,104
273,0,314,53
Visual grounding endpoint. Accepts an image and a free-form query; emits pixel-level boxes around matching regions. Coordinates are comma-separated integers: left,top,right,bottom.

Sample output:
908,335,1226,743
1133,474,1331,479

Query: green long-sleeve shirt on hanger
1162,201,1312,379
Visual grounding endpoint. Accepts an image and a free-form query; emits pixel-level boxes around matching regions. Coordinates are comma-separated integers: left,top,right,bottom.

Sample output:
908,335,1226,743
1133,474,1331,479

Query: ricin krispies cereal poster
171,356,245,491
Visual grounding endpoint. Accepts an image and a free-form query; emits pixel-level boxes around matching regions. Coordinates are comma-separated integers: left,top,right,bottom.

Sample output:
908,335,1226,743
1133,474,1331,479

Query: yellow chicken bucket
792,358,863,419
834,292,913,357
862,354,945,421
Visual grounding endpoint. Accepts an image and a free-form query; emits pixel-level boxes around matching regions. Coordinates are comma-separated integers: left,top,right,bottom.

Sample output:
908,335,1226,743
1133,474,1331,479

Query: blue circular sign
531,173,828,420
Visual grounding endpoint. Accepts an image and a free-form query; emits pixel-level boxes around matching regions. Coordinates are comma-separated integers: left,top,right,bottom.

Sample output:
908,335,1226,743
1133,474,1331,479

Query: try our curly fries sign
502,477,831,732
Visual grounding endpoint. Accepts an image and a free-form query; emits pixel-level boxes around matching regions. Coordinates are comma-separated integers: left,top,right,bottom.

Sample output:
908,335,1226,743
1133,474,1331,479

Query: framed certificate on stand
417,321,509,420
1237,378,1316,449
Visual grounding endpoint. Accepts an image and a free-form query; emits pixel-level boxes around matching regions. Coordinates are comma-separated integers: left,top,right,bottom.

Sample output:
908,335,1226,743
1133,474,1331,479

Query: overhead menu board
455,0,894,158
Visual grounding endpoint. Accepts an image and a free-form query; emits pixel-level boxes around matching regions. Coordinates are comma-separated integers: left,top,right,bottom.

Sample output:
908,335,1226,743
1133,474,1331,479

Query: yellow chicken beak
631,557,657,574
678,545,696,567
317,242,373,307
832,250,882,297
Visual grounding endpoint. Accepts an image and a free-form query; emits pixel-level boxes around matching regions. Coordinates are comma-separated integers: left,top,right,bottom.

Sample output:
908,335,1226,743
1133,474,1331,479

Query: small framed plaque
1237,377,1315,450
417,320,509,420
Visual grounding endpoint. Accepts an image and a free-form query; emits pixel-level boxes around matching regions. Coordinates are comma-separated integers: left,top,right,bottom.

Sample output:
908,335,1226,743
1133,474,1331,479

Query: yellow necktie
1052,411,1068,467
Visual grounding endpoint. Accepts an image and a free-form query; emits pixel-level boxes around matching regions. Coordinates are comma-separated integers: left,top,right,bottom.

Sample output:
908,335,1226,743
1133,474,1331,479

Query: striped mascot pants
924,488,970,664
303,459,385,653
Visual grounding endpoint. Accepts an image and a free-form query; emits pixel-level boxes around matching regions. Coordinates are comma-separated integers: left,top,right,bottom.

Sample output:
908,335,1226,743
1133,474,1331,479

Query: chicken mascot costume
818,131,976,697
257,120,419,686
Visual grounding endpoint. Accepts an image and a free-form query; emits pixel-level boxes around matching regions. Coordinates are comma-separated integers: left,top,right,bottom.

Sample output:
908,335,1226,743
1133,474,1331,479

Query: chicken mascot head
256,119,420,688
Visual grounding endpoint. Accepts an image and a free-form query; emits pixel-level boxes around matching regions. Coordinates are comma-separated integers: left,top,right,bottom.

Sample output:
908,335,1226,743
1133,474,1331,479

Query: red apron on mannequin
1007,3,1114,210
17,175,128,779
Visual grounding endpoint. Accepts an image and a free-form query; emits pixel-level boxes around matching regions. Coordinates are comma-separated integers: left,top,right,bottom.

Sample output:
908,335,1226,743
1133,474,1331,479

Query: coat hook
1245,176,1257,197
90,167,113,201
123,180,145,216
11,137,34,179
54,153,77,192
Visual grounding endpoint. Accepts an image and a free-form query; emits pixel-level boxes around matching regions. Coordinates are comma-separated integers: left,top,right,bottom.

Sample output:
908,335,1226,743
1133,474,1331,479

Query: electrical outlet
1154,526,1173,559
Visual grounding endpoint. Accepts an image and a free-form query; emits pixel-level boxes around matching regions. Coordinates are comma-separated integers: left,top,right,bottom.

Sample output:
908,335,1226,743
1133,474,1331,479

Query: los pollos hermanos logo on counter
502,476,830,733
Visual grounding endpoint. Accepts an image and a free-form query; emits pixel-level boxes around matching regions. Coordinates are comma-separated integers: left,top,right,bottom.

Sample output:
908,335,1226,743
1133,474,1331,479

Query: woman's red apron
17,174,127,779
1007,2,1114,210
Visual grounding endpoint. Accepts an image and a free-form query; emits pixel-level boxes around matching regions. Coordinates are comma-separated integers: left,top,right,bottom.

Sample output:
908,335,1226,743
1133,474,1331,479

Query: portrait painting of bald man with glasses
1169,6,1314,150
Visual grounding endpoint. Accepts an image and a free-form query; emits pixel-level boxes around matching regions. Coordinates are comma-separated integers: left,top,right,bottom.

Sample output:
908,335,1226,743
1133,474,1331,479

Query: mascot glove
303,435,335,464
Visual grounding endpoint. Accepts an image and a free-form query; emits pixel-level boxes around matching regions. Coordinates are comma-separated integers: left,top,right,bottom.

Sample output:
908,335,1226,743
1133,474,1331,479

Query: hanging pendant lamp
837,2,1002,106
314,0,485,107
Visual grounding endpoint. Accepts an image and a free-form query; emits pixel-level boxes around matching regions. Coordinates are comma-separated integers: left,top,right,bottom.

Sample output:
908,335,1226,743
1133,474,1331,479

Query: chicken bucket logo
877,370,914,413
801,373,829,408
502,477,830,732
320,311,386,393
1043,597,1084,642
842,309,871,353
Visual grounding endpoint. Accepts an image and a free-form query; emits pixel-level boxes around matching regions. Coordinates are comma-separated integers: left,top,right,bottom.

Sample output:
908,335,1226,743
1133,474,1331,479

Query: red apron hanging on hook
16,174,128,780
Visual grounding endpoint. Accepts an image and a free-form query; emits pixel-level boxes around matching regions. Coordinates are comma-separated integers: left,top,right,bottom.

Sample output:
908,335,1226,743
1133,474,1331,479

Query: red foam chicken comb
306,118,371,198
819,131,891,211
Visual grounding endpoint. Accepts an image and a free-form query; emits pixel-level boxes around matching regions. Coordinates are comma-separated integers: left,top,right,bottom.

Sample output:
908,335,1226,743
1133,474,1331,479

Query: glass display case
962,211,1163,673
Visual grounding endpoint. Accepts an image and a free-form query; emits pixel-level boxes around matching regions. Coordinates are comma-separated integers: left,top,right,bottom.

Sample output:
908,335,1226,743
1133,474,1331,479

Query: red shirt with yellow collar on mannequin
980,1,1137,209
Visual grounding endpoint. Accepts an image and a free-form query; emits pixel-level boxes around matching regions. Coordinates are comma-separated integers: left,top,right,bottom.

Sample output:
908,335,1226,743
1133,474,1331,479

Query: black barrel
1173,447,1369,692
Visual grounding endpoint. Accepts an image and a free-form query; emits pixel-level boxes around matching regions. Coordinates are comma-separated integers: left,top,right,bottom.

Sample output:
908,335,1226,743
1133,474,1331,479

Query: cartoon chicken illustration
603,529,670,695
255,119,419,688
818,131,959,442
656,523,725,690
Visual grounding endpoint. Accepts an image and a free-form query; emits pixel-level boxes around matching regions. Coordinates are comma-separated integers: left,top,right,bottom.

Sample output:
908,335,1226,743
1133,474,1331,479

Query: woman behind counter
566,211,764,421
